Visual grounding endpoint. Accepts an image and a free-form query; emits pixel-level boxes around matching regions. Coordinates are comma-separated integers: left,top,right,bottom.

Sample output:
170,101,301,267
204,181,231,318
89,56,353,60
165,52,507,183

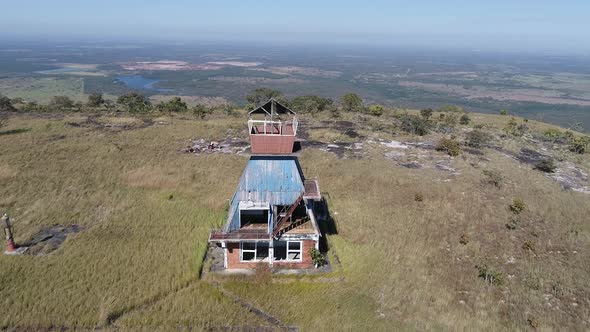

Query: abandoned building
209,99,322,269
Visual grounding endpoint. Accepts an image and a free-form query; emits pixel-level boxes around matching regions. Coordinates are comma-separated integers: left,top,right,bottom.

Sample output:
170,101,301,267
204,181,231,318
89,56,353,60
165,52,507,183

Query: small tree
246,88,283,106
534,159,556,173
340,92,363,112
420,108,433,119
436,137,461,156
465,130,492,148
49,96,75,111
399,114,430,136
500,109,508,116
568,136,590,154
366,104,384,116
87,93,104,107
459,113,471,125
156,97,188,114
192,104,212,119
0,95,16,112
117,93,151,113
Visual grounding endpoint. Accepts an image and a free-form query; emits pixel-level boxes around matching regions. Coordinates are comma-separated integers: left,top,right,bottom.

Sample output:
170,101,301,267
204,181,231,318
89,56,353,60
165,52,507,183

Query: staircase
271,194,303,238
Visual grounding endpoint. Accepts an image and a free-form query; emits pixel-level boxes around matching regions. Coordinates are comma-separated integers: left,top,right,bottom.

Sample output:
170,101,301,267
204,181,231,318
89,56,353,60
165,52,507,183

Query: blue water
116,75,172,92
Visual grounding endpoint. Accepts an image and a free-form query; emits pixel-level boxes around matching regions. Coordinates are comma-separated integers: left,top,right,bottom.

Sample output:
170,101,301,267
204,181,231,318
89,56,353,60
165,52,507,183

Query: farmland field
2,40,590,131
1,109,589,330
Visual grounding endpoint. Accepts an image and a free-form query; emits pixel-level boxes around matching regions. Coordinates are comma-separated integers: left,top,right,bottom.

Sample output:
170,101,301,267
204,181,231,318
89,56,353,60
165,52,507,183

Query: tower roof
248,99,296,117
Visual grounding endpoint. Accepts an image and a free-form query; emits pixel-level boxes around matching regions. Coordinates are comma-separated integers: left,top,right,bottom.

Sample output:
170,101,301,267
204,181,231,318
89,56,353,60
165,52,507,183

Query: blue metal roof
226,156,305,231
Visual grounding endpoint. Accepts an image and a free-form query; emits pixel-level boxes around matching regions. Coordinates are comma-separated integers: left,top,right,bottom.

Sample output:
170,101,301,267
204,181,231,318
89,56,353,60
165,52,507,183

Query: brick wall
226,240,316,269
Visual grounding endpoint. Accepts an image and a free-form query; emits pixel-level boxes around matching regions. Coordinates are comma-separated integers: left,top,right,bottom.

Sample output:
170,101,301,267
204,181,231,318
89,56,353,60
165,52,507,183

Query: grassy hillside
0,110,588,330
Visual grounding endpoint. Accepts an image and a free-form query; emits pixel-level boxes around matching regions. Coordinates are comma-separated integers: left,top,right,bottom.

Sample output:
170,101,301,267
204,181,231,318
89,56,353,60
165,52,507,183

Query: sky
1,0,589,53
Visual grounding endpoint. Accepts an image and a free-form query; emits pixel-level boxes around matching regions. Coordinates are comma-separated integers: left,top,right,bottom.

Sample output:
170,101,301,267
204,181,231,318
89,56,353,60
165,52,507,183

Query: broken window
273,241,302,262
240,242,269,262
288,241,301,260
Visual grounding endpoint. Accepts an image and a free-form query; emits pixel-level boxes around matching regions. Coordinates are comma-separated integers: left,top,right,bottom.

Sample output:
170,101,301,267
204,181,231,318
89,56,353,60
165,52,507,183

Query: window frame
273,240,303,262
240,242,270,262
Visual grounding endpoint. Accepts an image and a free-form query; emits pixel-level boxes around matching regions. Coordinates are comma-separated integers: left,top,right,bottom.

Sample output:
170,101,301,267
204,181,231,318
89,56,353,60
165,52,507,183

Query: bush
505,217,519,230
436,137,461,156
534,159,556,173
499,109,508,116
459,234,469,245
156,97,188,114
476,264,504,285
340,92,363,112
459,114,471,125
49,96,75,111
0,95,16,112
87,93,104,107
482,169,502,188
568,136,590,154
420,108,433,119
398,114,430,136
366,104,384,116
309,248,327,267
440,113,458,127
503,117,528,136
291,95,334,115
414,193,424,202
192,104,212,118
117,93,151,113
466,130,492,148
522,240,535,252
509,197,526,214
543,128,563,141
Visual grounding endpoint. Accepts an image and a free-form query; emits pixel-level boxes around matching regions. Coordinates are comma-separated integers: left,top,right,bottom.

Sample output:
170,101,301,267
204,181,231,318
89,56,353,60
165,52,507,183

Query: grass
0,77,85,103
0,110,589,330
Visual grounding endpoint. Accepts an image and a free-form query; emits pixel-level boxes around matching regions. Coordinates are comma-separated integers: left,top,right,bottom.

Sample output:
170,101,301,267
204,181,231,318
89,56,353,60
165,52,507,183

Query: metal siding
226,157,305,231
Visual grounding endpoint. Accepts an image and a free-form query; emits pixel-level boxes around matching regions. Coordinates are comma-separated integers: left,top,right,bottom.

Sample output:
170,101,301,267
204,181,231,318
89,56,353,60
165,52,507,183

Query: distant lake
116,75,172,92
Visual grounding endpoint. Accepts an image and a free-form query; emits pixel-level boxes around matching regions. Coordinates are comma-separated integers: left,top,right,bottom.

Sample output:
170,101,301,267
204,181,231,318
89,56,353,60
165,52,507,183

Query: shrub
398,114,430,136
476,264,504,285
340,92,363,112
156,97,188,114
117,93,151,113
522,240,535,252
459,234,469,245
543,128,563,141
436,137,461,156
366,104,384,116
505,217,519,230
482,169,502,188
87,93,105,107
0,95,16,112
49,95,75,111
534,159,556,173
310,248,327,267
473,123,485,129
499,109,508,115
414,193,424,202
466,130,492,148
503,117,528,136
441,113,458,127
568,136,590,154
192,104,212,118
420,108,433,119
459,114,471,125
509,197,526,214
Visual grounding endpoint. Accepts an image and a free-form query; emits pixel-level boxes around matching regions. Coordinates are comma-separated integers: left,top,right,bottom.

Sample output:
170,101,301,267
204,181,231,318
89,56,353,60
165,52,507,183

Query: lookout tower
247,99,298,154
208,99,322,270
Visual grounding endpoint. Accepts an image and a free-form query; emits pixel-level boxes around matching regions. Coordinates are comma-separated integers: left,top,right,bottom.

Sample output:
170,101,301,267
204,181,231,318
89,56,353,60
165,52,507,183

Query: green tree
156,97,188,114
420,108,433,119
459,113,471,125
340,92,363,112
117,93,151,113
246,88,283,106
500,109,508,116
87,93,104,107
0,95,16,112
192,104,212,119
366,104,384,116
291,95,333,115
49,96,75,111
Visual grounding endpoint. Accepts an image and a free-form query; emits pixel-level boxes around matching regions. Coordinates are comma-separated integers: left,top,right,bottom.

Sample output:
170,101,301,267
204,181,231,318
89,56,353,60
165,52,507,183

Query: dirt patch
183,138,250,155
24,225,82,256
